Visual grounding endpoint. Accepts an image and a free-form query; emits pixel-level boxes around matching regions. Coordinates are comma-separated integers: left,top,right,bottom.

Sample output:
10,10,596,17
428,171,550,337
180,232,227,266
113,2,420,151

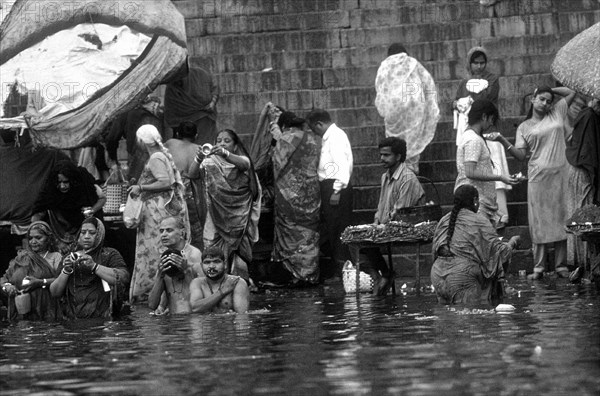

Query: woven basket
342,261,374,293
102,169,128,215
394,177,443,224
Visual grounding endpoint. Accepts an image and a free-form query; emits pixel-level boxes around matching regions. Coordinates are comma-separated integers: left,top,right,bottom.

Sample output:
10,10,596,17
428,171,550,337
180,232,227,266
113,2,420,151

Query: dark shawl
566,107,600,203
32,161,101,242
164,66,219,128
59,218,130,319
455,47,500,105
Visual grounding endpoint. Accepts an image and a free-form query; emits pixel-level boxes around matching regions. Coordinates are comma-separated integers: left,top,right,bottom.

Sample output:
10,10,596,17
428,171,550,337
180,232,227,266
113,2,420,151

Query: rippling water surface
1,277,599,395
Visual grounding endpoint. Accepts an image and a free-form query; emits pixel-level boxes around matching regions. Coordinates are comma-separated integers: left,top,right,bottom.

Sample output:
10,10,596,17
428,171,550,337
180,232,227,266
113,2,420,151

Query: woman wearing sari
488,86,576,279
50,217,130,319
188,129,261,283
127,124,190,303
269,110,321,285
431,185,520,304
31,160,106,253
1,221,62,320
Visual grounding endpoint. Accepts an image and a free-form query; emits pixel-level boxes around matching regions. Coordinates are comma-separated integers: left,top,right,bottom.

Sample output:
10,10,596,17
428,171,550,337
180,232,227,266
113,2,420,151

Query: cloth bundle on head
136,124,162,145
374,53,440,164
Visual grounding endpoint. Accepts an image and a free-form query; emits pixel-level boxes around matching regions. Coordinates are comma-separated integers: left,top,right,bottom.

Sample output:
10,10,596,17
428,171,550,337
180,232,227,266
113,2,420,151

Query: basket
342,261,374,293
394,176,443,224
102,168,128,215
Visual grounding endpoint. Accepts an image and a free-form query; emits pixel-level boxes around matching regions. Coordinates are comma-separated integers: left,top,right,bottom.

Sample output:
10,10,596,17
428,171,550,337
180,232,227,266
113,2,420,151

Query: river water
1,276,599,395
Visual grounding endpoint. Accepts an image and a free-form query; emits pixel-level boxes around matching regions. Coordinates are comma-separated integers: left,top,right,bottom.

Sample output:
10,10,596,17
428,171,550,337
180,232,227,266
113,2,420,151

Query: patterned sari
201,155,261,279
272,127,321,283
129,152,189,303
430,210,513,304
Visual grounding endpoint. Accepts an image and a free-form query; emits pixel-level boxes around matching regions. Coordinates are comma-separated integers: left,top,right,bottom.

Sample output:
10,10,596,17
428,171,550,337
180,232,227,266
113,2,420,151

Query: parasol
551,22,600,99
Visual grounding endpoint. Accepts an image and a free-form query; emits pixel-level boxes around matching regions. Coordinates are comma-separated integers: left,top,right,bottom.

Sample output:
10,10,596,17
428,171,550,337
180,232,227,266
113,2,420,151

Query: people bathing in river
50,217,130,319
188,128,261,284
360,137,425,295
189,246,249,314
1,221,62,320
128,124,190,304
148,216,202,315
431,185,520,304
31,160,107,253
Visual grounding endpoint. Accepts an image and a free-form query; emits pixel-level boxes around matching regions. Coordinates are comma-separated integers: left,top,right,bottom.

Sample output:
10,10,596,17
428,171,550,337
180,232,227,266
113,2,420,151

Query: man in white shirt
307,109,354,283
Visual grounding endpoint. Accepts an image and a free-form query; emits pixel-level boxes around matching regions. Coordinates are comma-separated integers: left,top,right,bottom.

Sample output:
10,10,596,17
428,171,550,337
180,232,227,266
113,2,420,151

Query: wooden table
345,238,432,296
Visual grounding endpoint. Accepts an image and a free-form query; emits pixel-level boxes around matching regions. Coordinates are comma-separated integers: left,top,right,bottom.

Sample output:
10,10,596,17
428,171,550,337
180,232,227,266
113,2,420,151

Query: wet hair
277,111,305,130
387,43,408,56
216,129,260,200
437,185,479,257
378,137,407,163
177,121,197,140
470,50,487,64
525,85,555,120
306,108,332,125
468,99,499,126
203,245,225,261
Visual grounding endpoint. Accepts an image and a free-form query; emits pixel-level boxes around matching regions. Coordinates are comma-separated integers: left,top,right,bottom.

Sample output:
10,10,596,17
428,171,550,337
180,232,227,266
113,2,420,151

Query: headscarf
73,217,106,265
28,221,58,253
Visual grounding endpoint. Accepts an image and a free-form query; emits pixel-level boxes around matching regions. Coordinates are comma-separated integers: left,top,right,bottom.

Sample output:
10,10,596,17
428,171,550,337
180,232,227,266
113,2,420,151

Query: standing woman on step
454,99,519,225
454,46,512,229
500,86,576,280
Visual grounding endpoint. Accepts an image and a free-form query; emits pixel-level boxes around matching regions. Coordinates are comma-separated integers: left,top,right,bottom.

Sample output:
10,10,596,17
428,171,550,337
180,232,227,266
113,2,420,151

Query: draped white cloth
375,53,440,165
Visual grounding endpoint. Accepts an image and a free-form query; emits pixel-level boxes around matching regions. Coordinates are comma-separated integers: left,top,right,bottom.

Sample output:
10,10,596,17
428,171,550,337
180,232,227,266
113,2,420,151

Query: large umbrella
551,22,600,99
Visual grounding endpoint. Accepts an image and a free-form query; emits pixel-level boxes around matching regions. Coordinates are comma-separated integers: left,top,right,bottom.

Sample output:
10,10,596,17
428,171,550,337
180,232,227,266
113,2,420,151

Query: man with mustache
148,216,202,315
189,246,249,314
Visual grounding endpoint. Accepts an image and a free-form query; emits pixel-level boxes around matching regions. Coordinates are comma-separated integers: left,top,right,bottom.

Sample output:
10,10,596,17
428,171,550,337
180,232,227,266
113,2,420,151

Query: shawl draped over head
32,160,99,239
60,217,130,319
374,52,440,161
566,106,600,203
455,46,500,105
164,64,219,128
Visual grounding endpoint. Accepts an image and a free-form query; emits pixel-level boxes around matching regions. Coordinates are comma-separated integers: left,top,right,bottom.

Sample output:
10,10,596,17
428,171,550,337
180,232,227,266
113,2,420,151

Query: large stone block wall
171,0,600,229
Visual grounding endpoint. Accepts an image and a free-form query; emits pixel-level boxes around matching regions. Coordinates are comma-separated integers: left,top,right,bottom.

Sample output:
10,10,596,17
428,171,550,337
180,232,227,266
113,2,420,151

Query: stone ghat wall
171,0,600,232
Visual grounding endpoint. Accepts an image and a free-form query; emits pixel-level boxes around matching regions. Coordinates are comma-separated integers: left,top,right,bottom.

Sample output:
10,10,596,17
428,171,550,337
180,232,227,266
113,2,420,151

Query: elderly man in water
148,216,202,315
189,246,249,314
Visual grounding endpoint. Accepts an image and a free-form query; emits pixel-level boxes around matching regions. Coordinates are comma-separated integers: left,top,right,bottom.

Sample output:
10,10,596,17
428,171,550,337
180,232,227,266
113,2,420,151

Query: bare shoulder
233,276,249,293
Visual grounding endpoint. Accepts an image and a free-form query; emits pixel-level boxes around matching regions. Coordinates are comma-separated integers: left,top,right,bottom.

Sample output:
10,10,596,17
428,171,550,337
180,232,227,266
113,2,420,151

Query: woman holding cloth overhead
270,110,321,286
488,85,576,279
188,129,261,283
128,125,189,303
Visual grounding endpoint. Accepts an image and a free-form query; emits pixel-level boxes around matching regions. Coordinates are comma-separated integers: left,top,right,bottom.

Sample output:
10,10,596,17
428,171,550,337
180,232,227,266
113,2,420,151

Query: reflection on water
1,278,599,395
